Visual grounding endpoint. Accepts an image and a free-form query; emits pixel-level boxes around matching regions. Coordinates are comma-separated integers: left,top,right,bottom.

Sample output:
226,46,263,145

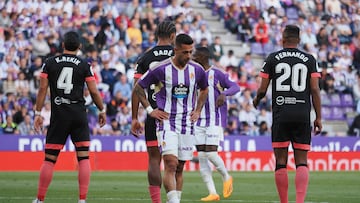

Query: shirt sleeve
137,68,160,88
259,54,273,79
39,59,49,78
196,67,208,90
220,72,240,96
85,62,95,81
309,55,321,78
134,55,146,79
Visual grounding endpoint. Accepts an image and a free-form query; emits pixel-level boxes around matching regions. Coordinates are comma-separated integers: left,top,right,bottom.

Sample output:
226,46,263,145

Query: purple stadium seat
263,42,275,55
320,93,331,106
343,107,355,114
285,6,299,21
341,94,354,107
331,107,346,120
250,42,264,56
152,0,168,8
321,106,333,120
329,94,341,106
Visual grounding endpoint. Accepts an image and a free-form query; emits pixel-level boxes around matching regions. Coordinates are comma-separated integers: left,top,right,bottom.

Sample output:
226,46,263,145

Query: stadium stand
0,0,359,136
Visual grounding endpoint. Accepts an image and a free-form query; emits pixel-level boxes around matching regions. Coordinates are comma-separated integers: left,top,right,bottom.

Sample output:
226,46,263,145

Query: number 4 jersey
40,54,94,117
259,48,320,123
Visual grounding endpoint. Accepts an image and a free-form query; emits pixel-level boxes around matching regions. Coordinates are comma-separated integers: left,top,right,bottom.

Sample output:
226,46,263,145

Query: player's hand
216,94,226,107
313,118,322,135
131,119,143,138
34,115,43,133
149,109,169,120
190,111,200,123
98,112,107,127
253,97,259,109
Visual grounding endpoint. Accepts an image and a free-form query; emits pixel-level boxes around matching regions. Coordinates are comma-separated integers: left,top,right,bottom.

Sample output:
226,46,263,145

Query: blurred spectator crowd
0,0,359,137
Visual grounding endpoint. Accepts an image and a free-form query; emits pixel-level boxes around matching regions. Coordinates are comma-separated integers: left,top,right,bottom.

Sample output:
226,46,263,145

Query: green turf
0,171,358,203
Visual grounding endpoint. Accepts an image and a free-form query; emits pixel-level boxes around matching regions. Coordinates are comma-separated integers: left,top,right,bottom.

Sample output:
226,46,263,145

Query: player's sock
295,165,309,203
37,161,55,201
149,185,161,203
275,166,288,203
78,159,91,200
207,152,230,181
199,152,217,194
176,190,182,200
167,190,180,203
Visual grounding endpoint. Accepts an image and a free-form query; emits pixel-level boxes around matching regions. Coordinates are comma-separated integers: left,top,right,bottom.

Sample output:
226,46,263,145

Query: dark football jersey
40,54,94,119
134,45,174,108
260,48,320,123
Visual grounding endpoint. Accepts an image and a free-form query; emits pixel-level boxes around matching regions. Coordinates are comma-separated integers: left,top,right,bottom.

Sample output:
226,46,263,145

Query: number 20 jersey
259,48,320,123
40,54,94,118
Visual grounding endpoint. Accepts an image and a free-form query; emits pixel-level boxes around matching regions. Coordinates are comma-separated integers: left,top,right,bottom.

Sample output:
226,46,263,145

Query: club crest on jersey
190,72,195,81
172,83,189,98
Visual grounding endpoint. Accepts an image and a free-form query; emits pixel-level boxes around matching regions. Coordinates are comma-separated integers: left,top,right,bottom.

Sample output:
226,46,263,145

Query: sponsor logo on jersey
54,96,78,105
172,83,189,98
276,96,306,105
276,96,285,105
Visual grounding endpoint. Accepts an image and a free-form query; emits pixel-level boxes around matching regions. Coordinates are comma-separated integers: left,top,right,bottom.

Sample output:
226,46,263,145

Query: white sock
199,151,217,194
207,151,230,181
167,190,180,203
176,190,182,199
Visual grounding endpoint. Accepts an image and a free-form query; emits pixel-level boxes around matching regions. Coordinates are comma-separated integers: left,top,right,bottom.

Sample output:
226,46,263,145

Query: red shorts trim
45,144,64,150
293,142,310,151
40,73,48,78
146,140,158,147
272,141,290,148
259,72,269,78
74,141,90,147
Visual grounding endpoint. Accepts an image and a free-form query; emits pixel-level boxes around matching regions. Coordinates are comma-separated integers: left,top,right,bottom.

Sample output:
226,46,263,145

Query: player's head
63,31,81,51
155,20,176,42
174,33,194,67
282,24,300,47
192,46,210,69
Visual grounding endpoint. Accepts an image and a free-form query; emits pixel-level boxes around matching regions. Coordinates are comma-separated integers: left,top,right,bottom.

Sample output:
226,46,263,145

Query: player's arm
191,67,209,122
253,77,270,109
191,87,209,122
131,78,140,120
86,79,106,127
134,69,169,121
195,87,209,112
34,77,48,132
216,73,240,107
310,76,322,134
131,77,143,137
133,82,169,121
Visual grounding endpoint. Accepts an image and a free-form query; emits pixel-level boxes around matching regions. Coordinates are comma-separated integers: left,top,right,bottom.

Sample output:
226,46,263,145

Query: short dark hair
155,20,176,39
175,33,193,47
283,25,300,39
195,46,211,59
63,31,80,51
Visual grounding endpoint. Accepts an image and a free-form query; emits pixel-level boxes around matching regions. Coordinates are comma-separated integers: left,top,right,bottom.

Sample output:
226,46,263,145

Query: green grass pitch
0,171,358,203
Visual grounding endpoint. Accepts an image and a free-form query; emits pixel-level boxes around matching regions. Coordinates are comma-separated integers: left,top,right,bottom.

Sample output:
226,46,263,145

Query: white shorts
194,126,224,146
158,130,194,161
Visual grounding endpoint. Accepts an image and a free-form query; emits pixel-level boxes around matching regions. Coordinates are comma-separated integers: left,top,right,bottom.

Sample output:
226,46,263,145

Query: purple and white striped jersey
196,66,240,128
138,58,208,135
